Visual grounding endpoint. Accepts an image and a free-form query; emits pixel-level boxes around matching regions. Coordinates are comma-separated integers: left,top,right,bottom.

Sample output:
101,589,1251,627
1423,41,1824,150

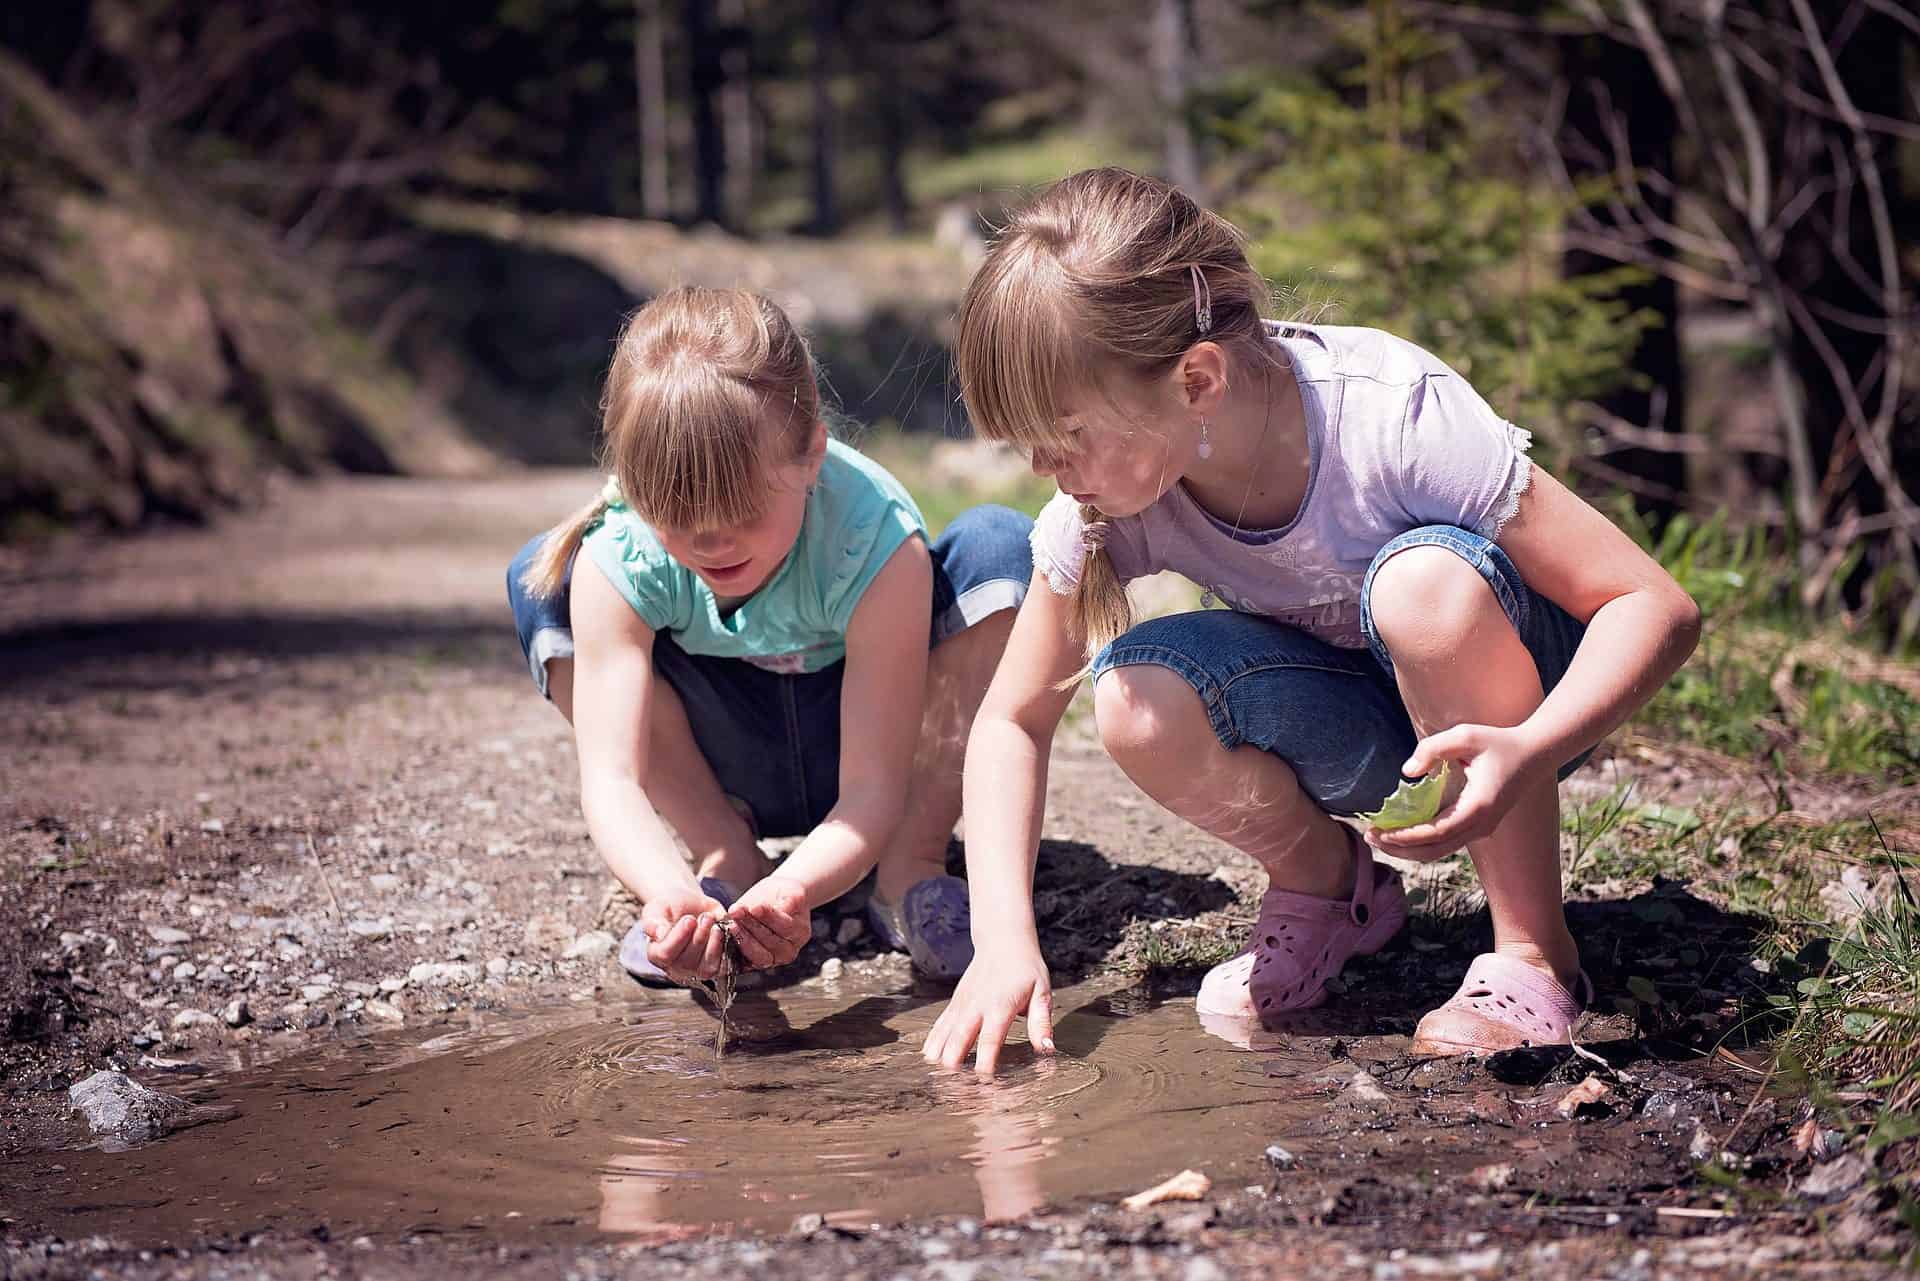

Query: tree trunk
683,0,727,227
1557,31,1687,521
810,0,839,235
1153,0,1202,196
718,0,754,231
635,0,671,220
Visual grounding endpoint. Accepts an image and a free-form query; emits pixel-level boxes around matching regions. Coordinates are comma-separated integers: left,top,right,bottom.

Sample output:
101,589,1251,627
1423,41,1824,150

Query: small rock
365,1001,405,1024
1689,1126,1717,1161
171,962,197,982
1338,1070,1391,1107
790,1213,825,1235
486,958,510,978
146,926,191,946
523,913,575,952
347,919,393,940
1801,1151,1872,1199
563,931,616,962
368,873,402,892
1179,1257,1228,1281
1263,1144,1297,1171
341,980,379,997
1468,1162,1514,1192
820,957,845,982
811,917,831,942
835,917,865,946
300,984,334,1002
68,1071,191,1141
199,819,224,834
407,962,478,987
171,1009,218,1030
221,999,251,1028
378,976,408,993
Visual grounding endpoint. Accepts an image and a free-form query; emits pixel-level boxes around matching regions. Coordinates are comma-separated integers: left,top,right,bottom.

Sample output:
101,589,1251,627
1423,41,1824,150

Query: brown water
9,980,1340,1245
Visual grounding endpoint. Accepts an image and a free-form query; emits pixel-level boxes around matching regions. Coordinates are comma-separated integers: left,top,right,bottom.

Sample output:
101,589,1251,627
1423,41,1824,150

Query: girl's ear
1175,342,1231,415
802,418,830,478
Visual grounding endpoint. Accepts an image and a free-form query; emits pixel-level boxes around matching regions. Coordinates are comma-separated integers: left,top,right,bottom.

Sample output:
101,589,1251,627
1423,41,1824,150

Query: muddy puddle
6,979,1367,1246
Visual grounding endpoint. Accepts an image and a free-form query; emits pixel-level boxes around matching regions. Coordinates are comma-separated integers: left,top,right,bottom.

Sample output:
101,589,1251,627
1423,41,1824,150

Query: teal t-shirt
581,439,927,674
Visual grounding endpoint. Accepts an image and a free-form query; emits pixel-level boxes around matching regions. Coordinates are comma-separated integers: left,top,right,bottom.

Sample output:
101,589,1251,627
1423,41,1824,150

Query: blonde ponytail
520,494,610,600
1067,504,1133,674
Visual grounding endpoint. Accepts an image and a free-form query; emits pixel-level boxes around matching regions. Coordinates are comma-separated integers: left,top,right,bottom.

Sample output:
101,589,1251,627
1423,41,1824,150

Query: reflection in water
10,979,1325,1247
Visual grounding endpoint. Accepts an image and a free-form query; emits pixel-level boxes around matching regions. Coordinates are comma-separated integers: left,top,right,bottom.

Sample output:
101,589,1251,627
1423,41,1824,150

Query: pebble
820,957,845,982
562,931,616,961
407,961,478,987
365,1001,405,1024
171,962,197,982
790,1213,825,1235
523,913,575,952
347,918,393,940
811,917,832,942
378,976,408,993
368,874,402,892
300,984,334,1002
835,917,866,945
1688,1126,1717,1161
171,1009,218,1030
146,926,191,945
68,1071,190,1141
486,958,510,978
1800,1151,1872,1199
1263,1143,1297,1171
222,999,251,1027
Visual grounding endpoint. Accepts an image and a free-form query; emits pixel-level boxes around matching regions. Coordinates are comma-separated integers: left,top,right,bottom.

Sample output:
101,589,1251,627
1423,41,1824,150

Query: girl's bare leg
1366,546,1578,986
1090,666,1356,900
546,658,770,889
875,609,1018,904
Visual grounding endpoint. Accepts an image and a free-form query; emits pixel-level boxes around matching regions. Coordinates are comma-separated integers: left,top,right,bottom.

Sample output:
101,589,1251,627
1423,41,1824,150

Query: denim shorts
506,504,1033,838
1088,524,1590,817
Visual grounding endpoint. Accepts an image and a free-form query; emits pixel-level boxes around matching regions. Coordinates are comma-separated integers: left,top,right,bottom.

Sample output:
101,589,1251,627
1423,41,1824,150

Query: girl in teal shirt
508,287,1032,982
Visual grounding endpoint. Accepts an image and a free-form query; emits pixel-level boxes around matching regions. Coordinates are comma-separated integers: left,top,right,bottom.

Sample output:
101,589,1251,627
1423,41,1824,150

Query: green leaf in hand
1360,763,1451,831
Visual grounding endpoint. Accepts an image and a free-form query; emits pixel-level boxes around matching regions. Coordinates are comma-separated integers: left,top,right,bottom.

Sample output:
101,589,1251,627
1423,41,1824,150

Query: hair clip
1190,265,1213,336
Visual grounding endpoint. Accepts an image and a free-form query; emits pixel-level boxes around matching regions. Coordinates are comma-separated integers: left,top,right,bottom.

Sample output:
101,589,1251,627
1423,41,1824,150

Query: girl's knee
1367,543,1504,658
1092,664,1210,760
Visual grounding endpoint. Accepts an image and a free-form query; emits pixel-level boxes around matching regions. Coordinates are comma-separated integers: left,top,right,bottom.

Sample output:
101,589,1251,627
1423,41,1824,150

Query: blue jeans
1088,525,1589,817
506,504,1034,837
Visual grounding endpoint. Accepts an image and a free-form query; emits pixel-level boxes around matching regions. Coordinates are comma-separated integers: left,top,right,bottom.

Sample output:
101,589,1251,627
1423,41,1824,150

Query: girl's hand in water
641,887,732,982
1366,722,1552,860
724,875,811,969
923,945,1055,1076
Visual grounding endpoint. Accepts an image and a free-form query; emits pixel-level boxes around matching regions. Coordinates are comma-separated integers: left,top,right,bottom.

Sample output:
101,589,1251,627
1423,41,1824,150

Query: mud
2,471,1912,1278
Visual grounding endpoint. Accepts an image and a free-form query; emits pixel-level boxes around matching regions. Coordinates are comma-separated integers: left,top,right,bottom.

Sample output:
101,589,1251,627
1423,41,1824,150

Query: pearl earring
1196,418,1213,460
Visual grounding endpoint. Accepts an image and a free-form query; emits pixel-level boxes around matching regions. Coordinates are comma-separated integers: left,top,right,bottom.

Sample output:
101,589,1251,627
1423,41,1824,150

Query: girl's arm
1375,465,1702,857
923,569,1085,1075
569,558,729,977
724,537,932,963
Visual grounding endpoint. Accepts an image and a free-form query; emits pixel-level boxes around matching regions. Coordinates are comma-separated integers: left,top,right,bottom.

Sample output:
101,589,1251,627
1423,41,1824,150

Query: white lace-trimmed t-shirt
1029,322,1535,650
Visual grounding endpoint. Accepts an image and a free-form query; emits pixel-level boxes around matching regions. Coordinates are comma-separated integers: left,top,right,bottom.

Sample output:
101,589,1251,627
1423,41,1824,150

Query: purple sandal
1198,831,1407,1026
868,875,974,981
618,877,740,986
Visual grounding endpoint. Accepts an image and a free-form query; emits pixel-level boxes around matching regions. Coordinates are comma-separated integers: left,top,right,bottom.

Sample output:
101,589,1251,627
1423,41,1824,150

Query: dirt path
0,474,1902,1279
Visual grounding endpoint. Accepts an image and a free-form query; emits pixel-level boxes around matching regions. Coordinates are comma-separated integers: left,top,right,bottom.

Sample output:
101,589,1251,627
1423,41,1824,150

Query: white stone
407,961,478,987
365,1000,405,1024
171,1009,218,1030
146,926,191,945
562,931,617,961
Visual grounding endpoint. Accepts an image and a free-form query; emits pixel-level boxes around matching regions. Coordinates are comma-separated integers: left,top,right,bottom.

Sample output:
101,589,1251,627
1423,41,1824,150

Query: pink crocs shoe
1411,952,1593,1056
1197,830,1408,1026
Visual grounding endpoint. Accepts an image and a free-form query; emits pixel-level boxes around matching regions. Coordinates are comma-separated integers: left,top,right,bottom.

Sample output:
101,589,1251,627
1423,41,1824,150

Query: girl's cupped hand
723,874,811,970
1365,722,1554,860
640,886,733,982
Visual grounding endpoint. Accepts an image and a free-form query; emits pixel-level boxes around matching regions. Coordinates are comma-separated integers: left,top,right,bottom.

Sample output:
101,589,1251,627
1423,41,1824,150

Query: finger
975,1007,1016,1076
732,915,783,968
1027,986,1056,1055
940,1011,984,1071
695,919,727,979
648,914,697,966
1403,727,1473,777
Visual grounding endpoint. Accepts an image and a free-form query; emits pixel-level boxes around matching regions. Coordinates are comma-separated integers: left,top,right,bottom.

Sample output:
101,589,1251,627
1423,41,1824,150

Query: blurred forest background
2,0,1917,642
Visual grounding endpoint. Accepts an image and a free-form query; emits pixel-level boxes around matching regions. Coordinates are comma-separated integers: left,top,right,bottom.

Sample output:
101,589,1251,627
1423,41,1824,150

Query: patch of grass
907,130,1149,208
859,429,1055,536
1777,836,1920,1111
